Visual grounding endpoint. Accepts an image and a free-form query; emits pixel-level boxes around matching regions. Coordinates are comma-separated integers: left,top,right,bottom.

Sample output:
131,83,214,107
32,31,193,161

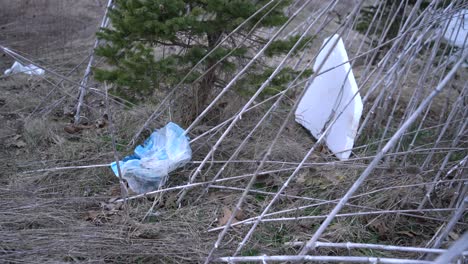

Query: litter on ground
110,122,192,194
295,34,363,160
4,61,45,76
442,9,468,47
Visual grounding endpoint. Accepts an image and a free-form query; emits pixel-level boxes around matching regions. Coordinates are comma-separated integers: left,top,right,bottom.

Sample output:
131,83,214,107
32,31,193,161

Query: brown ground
0,0,105,70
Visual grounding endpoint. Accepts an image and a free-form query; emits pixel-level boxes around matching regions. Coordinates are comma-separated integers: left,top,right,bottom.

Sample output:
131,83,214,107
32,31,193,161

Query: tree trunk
192,32,221,120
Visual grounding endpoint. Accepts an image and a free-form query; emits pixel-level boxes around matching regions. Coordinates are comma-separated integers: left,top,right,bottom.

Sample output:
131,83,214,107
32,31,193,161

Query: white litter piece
295,34,363,160
4,61,45,76
442,9,468,47
441,9,468,68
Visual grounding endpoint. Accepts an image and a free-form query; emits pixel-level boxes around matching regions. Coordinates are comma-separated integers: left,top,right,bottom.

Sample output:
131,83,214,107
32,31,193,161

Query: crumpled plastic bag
4,61,45,76
110,122,192,194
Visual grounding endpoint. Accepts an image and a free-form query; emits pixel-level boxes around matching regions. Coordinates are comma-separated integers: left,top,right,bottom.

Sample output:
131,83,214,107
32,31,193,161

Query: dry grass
1,57,465,263
1,73,465,263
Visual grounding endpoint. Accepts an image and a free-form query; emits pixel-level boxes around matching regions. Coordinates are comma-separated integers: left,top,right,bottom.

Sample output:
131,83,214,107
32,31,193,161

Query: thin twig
433,232,468,264
74,0,113,124
215,255,433,263
285,241,468,255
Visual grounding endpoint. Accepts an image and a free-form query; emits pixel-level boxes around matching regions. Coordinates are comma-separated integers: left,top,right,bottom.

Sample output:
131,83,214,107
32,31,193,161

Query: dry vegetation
0,1,467,263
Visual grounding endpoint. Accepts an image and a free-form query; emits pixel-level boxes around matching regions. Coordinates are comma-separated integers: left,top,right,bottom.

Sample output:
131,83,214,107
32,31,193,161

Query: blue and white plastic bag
111,122,192,194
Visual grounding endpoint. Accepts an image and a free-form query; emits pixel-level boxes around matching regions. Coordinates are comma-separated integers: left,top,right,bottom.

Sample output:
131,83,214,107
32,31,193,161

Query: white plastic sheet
443,9,468,47
4,61,45,76
295,34,363,160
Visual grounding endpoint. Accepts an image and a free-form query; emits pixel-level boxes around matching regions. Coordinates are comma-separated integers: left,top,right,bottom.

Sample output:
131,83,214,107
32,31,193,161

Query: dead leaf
369,220,389,239
164,193,178,208
218,207,239,227
396,230,415,238
136,227,160,239
109,185,121,196
14,139,26,148
100,200,123,211
256,174,276,186
208,190,229,204
320,170,344,185
317,145,324,153
405,166,421,174
296,171,307,184
7,135,27,148
95,118,108,128
286,186,301,197
64,124,81,134
448,231,460,240
235,208,246,220
84,210,100,221
294,168,319,186
109,182,134,197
